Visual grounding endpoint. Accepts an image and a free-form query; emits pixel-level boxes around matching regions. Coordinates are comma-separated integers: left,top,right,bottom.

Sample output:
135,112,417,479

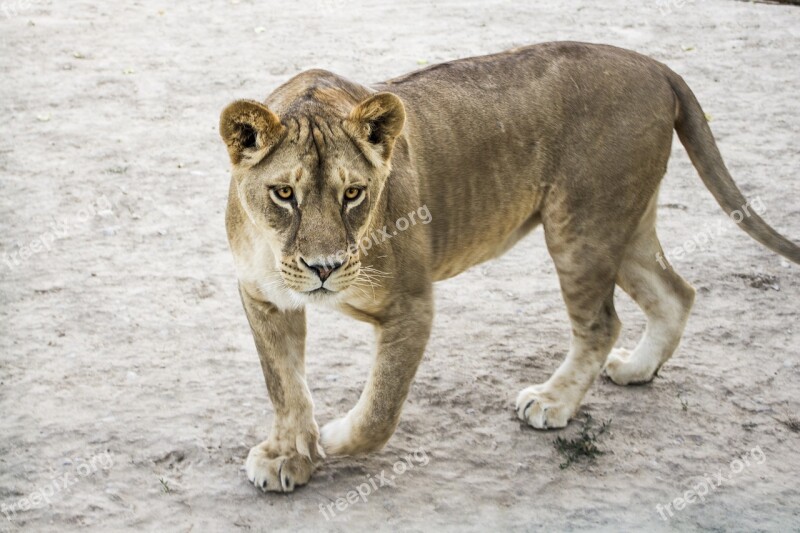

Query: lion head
219,71,405,305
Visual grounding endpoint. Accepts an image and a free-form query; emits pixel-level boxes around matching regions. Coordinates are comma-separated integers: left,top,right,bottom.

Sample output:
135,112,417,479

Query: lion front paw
245,432,324,493
515,385,577,429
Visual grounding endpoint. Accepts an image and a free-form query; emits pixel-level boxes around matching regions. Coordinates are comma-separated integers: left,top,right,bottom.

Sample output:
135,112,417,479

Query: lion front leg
239,286,325,492
321,294,433,456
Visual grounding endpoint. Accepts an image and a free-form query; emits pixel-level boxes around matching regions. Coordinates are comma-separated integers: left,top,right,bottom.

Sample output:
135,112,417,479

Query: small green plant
105,165,129,175
781,417,800,433
159,477,171,494
678,393,689,412
554,415,611,469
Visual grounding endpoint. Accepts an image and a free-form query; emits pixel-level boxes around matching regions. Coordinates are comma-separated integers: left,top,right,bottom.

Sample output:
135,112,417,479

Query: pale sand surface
1,1,799,531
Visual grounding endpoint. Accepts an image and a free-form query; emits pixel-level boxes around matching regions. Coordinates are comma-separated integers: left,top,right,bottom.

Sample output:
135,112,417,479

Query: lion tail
665,68,800,264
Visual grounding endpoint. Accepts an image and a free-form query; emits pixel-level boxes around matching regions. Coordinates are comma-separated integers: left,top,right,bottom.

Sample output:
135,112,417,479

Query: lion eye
344,187,362,201
275,186,294,200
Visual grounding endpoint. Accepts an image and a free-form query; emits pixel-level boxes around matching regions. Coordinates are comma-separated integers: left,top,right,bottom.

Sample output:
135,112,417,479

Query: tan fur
220,42,800,492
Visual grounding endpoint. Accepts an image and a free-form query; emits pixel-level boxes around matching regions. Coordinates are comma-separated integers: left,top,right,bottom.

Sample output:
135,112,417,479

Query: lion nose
302,258,343,282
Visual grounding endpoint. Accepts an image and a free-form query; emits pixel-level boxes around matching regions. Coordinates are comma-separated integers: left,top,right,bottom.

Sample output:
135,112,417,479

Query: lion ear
348,92,406,162
219,99,285,166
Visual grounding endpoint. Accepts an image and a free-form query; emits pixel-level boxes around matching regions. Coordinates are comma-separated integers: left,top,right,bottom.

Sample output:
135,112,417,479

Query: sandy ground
1,0,799,531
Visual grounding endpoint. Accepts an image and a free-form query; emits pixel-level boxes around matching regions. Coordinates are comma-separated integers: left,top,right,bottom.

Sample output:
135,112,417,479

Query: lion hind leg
604,206,695,385
516,216,625,429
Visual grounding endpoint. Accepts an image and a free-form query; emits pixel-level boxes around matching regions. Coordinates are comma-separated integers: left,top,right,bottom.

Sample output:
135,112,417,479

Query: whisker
359,268,390,278
349,283,371,300
354,274,380,300
358,269,385,280
354,277,375,291
360,271,384,284
351,273,377,294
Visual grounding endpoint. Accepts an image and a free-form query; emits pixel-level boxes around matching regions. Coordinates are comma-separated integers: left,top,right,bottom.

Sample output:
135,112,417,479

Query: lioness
219,42,800,492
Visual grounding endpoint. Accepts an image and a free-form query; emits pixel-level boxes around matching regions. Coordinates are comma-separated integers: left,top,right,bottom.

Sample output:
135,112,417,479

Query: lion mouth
308,287,333,295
